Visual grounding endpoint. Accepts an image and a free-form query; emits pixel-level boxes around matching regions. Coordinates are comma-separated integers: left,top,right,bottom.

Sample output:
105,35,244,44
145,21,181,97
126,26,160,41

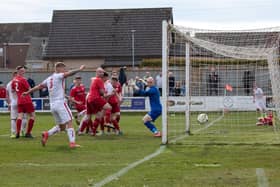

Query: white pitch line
256,168,269,187
92,145,166,187
92,115,223,187
169,115,224,144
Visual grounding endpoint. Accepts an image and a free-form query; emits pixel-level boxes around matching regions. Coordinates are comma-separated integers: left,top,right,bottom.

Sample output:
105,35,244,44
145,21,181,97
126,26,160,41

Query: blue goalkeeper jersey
139,86,162,112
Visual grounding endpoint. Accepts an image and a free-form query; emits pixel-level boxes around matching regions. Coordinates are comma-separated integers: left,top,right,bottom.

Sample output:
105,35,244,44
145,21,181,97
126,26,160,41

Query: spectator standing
155,73,162,96
27,77,35,97
243,71,254,96
174,81,181,96
118,66,127,87
208,67,219,96
168,72,175,96
39,87,49,98
180,80,186,96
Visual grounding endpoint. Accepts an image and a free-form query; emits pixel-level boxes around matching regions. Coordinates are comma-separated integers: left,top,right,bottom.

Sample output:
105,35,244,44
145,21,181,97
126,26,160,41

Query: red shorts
18,103,35,113
110,102,120,113
75,104,86,113
87,98,107,114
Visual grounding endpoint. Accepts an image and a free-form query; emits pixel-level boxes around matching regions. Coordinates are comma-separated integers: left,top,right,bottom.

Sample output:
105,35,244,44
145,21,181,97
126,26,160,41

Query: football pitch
0,112,280,187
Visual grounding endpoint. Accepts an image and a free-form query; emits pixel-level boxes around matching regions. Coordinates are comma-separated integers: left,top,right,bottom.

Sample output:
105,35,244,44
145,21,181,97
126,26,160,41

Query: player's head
253,81,259,89
16,65,27,76
111,70,118,77
12,71,17,78
146,77,154,87
102,72,109,81
74,75,82,85
96,67,105,78
111,77,118,86
55,62,66,73
267,110,273,116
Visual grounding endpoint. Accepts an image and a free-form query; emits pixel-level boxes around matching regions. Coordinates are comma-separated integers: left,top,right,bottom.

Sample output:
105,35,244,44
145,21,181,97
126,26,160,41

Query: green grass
0,112,280,187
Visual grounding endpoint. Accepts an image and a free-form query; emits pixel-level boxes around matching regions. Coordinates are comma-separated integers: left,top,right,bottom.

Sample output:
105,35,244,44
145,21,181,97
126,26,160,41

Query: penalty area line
169,115,224,144
92,115,224,187
92,145,166,187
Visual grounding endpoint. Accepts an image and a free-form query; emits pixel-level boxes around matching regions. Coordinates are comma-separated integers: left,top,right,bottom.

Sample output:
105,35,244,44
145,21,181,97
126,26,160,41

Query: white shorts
10,105,18,120
255,100,266,111
50,102,73,125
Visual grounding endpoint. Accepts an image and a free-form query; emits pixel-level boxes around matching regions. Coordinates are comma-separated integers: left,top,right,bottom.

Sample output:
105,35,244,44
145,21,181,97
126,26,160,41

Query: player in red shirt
12,66,35,138
78,67,111,135
69,75,86,125
113,77,122,123
256,110,274,126
106,76,122,134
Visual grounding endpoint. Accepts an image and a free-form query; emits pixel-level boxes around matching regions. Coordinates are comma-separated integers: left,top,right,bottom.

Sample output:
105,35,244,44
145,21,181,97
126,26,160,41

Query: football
197,113,208,124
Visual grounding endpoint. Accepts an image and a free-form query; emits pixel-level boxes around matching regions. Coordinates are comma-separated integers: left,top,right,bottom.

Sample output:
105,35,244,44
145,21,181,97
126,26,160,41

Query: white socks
67,128,75,143
48,125,60,136
11,120,16,134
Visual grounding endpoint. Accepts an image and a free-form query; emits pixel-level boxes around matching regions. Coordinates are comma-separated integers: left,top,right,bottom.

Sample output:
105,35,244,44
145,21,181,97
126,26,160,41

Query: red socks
26,119,34,134
16,119,22,134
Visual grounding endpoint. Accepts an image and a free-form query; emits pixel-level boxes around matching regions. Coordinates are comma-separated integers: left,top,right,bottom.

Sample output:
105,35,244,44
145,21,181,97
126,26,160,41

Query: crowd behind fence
0,65,272,99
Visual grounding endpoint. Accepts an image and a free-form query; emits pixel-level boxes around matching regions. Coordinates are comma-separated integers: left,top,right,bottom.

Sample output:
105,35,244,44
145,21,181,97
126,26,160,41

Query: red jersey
87,77,105,102
12,75,32,104
0,87,6,98
108,82,122,104
114,82,122,95
70,84,86,106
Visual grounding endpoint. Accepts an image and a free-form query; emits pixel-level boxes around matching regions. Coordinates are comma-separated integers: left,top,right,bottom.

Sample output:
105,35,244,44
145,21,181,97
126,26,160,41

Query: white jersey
41,73,72,124
6,80,17,106
105,80,114,95
41,73,65,104
254,87,264,101
254,87,266,111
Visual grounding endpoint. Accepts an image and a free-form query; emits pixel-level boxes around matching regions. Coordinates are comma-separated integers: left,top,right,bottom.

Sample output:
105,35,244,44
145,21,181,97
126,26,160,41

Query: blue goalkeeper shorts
148,110,162,121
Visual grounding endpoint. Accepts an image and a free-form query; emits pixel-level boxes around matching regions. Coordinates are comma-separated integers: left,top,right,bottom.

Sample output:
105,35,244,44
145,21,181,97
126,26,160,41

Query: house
0,23,50,69
44,8,173,69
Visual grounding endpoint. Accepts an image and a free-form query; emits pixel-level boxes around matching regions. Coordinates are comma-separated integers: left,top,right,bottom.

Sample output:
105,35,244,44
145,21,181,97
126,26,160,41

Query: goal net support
161,20,280,145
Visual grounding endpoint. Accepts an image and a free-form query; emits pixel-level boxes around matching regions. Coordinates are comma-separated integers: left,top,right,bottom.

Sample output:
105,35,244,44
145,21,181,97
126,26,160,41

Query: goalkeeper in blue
135,77,162,137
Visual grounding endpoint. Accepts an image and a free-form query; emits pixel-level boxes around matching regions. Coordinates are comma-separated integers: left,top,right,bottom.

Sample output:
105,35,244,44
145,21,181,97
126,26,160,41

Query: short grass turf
0,112,279,187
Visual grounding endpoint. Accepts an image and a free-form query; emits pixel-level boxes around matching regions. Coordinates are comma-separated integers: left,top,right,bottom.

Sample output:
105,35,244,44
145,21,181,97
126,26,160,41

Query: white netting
163,22,280,143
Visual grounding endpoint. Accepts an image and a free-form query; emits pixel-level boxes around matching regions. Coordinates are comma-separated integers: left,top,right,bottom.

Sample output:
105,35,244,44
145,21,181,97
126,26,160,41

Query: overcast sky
0,0,279,29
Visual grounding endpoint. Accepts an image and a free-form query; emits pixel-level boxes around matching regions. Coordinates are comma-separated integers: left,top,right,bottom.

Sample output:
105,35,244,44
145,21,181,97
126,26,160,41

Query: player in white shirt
24,62,85,148
253,83,266,116
6,71,27,138
103,74,114,133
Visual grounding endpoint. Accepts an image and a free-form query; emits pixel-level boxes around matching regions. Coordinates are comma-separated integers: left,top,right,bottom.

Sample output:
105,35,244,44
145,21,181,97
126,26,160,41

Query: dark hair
75,75,82,79
16,65,27,70
103,72,109,77
111,77,118,81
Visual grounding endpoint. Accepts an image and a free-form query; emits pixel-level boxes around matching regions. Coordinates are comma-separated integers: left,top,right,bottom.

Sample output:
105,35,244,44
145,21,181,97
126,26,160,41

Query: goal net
161,20,280,145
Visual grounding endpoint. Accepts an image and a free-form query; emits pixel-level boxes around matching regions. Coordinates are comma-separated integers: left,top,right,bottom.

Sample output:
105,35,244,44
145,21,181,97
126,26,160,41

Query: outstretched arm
63,65,85,78
23,84,44,96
